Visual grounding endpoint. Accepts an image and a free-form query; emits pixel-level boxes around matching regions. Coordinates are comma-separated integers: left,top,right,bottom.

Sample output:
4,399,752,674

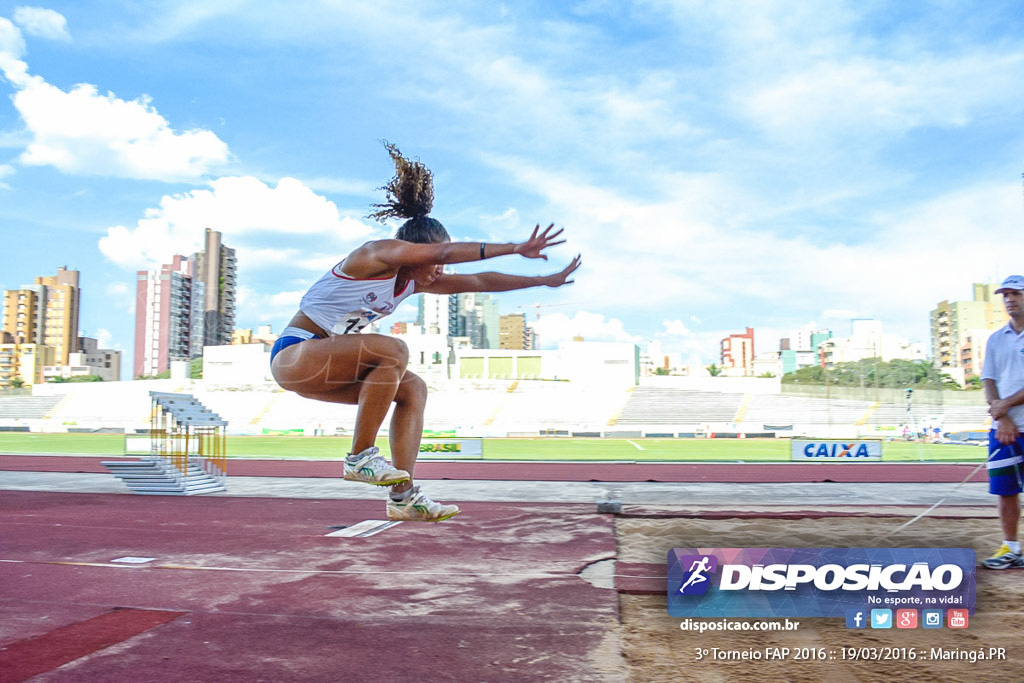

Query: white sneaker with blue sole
343,447,410,486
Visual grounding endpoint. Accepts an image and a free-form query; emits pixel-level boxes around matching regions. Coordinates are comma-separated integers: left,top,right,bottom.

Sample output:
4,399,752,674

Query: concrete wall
202,344,273,384
638,374,782,394
780,384,983,406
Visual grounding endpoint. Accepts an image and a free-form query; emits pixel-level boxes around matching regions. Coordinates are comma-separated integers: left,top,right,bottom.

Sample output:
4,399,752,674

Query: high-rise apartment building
2,266,81,366
134,255,205,378
133,230,235,377
455,292,499,349
778,326,832,374
418,292,452,336
930,283,1002,373
499,313,533,350
819,319,925,367
721,327,755,375
0,342,54,387
192,229,237,346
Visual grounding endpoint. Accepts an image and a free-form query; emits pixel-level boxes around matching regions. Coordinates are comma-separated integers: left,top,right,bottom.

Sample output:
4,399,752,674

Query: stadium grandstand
1,376,991,439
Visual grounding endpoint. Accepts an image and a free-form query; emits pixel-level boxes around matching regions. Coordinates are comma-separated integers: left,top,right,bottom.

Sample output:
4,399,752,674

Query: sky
1,1,1023,375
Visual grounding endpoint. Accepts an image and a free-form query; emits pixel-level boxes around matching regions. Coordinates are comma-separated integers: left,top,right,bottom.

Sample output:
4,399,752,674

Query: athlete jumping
270,142,581,521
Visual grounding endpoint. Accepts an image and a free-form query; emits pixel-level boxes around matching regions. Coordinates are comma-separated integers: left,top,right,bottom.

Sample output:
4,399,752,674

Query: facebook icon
845,609,866,629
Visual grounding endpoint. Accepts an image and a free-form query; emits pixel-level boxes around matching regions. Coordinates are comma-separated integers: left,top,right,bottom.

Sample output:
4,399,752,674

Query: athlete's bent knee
362,337,409,373
398,373,428,407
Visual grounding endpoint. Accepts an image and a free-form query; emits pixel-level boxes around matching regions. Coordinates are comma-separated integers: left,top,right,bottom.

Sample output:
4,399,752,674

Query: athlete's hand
514,224,565,260
543,254,582,288
990,398,1011,421
996,416,1019,445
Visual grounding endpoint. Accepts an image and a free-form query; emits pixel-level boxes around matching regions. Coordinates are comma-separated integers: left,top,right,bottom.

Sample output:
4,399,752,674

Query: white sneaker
982,543,1024,570
343,447,410,486
387,485,460,522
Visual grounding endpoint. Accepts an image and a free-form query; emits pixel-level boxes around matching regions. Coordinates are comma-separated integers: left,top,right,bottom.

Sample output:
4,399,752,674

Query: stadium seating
483,380,632,434
742,394,870,426
6,377,991,437
0,395,63,421
614,388,745,426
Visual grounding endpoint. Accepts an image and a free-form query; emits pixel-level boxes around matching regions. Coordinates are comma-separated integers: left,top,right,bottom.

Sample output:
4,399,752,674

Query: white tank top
299,261,416,335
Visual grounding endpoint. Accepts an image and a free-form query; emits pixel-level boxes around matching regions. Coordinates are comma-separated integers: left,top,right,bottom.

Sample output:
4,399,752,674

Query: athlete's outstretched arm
418,255,581,295
343,224,567,278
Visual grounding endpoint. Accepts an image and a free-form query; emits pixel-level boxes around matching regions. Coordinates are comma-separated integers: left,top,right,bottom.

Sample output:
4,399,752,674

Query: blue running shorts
987,430,1024,496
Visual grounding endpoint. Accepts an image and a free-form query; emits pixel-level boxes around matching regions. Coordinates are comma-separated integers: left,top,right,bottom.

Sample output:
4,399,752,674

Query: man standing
981,275,1024,569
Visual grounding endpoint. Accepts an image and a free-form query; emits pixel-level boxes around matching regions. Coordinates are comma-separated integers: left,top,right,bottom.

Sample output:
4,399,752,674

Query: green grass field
0,432,985,462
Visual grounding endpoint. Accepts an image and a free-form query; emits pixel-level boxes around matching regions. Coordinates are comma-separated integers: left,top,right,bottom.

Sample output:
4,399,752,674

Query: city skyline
4,250,1015,378
2,2,1023,369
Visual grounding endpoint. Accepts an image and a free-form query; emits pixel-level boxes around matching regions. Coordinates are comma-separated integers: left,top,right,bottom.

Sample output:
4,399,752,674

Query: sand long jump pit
612,505,1022,682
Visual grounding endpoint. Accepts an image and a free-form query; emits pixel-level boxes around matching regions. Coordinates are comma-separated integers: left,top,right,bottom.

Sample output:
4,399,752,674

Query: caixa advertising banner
667,548,975,618
791,439,882,461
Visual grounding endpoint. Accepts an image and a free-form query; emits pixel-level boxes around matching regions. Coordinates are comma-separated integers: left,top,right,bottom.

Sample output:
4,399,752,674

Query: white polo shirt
981,322,1024,430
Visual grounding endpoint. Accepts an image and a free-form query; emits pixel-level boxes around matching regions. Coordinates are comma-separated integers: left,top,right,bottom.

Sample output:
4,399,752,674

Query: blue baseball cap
996,275,1024,294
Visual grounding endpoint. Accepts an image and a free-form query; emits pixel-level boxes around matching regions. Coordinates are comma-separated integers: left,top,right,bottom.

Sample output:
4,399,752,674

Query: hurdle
102,392,227,495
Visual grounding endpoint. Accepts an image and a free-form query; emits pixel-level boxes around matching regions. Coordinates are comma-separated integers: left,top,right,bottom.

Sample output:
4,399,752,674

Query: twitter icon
870,609,892,629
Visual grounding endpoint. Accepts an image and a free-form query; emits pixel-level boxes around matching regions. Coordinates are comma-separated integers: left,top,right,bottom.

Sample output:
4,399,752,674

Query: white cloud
300,175,375,196
0,18,29,91
821,309,860,322
0,17,26,57
233,245,305,270
532,310,640,348
98,176,376,270
494,152,1024,357
743,54,1024,146
0,25,228,182
10,78,230,180
103,281,133,313
478,207,521,238
156,177,355,234
13,7,70,42
93,327,114,349
235,285,303,326
658,320,692,337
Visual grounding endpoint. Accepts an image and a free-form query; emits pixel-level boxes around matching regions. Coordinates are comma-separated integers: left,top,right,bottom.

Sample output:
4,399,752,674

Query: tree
137,370,172,380
51,375,104,383
938,373,962,390
137,359,202,380
653,367,670,376
706,364,723,377
782,365,826,384
9,378,24,389
782,358,978,390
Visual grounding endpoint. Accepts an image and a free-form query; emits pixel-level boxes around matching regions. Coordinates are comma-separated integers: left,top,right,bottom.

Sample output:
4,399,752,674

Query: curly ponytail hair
368,141,450,244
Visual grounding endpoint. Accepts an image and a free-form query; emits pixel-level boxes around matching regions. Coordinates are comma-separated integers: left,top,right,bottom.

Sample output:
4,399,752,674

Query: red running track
0,453,990,483
1,490,621,682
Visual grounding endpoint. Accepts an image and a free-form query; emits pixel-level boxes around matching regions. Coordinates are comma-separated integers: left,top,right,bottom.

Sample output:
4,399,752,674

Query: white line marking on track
326,520,402,538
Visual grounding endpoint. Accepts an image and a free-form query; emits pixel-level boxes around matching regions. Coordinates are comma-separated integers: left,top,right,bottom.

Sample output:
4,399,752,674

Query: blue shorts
987,430,1024,496
270,327,317,363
